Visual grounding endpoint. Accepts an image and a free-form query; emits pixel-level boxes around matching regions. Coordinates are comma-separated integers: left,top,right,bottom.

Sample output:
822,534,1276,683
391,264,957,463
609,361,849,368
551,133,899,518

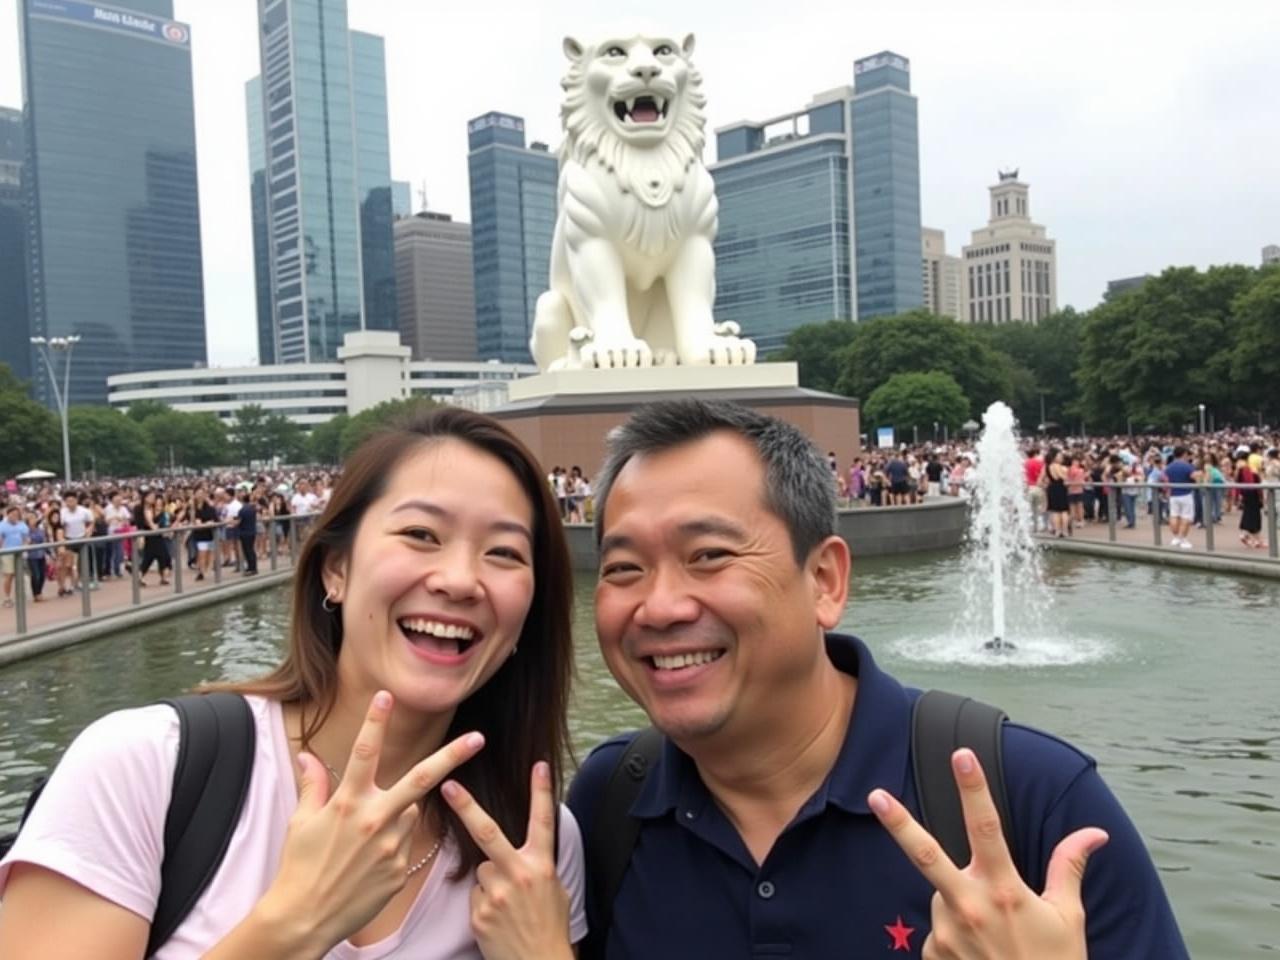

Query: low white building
107,331,535,427
1263,244,1280,266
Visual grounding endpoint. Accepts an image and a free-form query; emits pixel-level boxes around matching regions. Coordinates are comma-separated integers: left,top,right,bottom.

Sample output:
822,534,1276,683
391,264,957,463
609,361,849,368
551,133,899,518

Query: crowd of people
0,472,335,608
830,430,1279,549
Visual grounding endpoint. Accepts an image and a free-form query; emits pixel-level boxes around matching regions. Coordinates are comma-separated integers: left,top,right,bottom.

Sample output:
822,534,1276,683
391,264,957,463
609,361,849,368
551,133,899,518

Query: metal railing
1037,479,1279,560
0,513,318,637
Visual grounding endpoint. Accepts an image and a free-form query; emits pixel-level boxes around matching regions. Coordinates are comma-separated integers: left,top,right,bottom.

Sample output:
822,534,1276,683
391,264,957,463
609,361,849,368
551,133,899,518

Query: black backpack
581,690,1014,959
0,692,255,958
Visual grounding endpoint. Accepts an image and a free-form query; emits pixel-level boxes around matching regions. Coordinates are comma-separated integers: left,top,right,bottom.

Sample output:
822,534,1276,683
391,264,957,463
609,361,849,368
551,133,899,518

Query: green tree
231,403,272,467
339,397,442,461
0,362,30,396
771,320,860,392
123,399,172,423
67,406,156,477
262,413,308,464
308,414,349,465
972,308,1084,428
1229,267,1280,423
833,311,1011,417
0,392,59,477
1078,265,1255,431
861,371,969,436
144,410,228,471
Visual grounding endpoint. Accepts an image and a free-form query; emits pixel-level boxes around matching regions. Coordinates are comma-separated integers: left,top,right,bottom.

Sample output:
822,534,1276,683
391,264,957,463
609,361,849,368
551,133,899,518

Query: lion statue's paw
579,338,655,369
678,330,758,366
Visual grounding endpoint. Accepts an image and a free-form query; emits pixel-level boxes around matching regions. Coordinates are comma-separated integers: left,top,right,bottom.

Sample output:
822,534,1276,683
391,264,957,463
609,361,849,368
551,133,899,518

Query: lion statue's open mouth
529,31,757,371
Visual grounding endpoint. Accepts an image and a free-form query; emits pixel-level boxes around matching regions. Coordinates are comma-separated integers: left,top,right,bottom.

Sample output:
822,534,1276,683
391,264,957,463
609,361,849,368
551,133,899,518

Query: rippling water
0,551,1275,955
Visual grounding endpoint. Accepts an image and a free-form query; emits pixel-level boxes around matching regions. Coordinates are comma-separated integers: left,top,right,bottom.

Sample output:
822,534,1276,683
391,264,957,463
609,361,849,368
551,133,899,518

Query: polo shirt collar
629,633,914,820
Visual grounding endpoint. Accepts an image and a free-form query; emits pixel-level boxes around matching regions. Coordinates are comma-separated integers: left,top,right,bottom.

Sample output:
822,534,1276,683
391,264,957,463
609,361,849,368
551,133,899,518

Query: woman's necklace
320,758,442,878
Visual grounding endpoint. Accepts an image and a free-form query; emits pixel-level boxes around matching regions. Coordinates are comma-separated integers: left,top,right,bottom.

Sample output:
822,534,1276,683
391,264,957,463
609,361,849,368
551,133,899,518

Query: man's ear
809,535,851,631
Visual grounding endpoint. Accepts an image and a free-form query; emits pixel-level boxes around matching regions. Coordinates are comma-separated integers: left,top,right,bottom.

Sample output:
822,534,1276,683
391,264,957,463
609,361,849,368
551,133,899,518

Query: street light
30,334,81,487
1197,403,1206,435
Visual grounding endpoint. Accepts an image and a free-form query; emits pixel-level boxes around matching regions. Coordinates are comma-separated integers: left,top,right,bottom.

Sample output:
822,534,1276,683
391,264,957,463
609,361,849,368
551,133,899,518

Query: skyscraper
391,180,413,219
19,0,206,405
0,107,30,384
394,211,477,361
961,171,1057,323
712,92,852,352
249,0,396,365
709,51,923,349
466,112,557,364
246,76,274,365
921,227,963,322
851,52,924,320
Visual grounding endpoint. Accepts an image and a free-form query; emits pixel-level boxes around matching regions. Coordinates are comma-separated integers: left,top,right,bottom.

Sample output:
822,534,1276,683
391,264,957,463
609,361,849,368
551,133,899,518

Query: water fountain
965,401,1045,652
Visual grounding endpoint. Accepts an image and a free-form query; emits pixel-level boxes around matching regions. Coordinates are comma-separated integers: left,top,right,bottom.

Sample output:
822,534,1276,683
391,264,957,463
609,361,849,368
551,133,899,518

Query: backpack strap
582,727,663,960
146,692,256,958
910,690,1016,874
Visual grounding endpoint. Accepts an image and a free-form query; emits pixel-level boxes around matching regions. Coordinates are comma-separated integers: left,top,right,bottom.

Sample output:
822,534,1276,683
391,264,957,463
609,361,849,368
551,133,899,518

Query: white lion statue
529,31,757,371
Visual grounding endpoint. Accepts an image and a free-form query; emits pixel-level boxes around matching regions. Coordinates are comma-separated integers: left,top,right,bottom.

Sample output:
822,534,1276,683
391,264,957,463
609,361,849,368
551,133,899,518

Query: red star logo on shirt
884,915,915,951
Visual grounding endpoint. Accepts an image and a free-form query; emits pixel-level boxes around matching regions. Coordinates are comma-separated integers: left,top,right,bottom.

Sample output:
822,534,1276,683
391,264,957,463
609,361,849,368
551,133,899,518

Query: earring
321,593,338,612
509,643,518,657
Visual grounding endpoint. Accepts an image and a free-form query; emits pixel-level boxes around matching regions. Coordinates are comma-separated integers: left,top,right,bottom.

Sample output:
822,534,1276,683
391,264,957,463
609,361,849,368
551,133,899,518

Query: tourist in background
0,504,29,608
1163,447,1197,550
1045,448,1071,538
24,508,49,603
1024,446,1047,532
90,496,109,587
133,491,171,587
1236,455,1265,549
192,488,218,581
47,507,73,597
233,488,258,577
1066,455,1086,529
105,491,129,578
59,492,93,590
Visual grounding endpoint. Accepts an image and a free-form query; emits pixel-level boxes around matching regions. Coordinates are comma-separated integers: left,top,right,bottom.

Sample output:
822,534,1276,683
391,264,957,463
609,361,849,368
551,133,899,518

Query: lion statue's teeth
529,31,757,372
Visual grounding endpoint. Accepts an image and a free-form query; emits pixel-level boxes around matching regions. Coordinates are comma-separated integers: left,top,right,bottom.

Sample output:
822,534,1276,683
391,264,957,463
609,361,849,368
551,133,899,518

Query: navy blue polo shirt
568,633,1187,959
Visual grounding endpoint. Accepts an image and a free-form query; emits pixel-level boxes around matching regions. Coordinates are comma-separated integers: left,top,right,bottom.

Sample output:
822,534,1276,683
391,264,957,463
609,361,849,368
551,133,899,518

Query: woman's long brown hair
212,406,574,878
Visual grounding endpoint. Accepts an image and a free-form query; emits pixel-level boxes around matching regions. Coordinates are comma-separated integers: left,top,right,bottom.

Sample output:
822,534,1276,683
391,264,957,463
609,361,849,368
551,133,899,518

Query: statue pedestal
490,362,861,476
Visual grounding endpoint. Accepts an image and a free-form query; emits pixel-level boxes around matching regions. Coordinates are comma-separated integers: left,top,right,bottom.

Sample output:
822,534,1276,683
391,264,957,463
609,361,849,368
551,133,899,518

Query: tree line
773,263,1280,437
0,368,440,479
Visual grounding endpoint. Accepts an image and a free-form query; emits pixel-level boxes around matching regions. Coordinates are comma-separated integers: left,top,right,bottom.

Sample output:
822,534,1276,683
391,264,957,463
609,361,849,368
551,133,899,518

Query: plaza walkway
1034,512,1279,565
0,554,297,644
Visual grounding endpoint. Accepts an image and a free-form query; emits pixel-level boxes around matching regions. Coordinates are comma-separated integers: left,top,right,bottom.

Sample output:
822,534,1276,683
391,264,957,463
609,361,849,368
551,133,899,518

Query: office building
249,0,396,365
921,228,963,322
850,52,924,320
394,211,477,361
19,0,206,405
1105,275,1151,301
107,330,534,428
0,106,30,383
713,91,853,352
961,171,1057,323
246,76,274,365
392,179,412,219
466,111,557,363
1263,245,1280,266
710,51,923,351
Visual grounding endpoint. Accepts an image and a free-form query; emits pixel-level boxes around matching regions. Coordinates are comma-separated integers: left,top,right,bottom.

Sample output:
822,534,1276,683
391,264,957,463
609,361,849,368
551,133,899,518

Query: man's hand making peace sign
870,747,1110,960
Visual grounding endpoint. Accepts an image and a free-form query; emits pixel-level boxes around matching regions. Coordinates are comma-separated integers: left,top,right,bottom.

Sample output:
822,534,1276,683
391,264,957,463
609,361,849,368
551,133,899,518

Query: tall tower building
394,212,477,361
961,171,1057,323
921,227,963,322
851,52,924,320
466,112,557,364
249,0,396,365
0,107,31,384
246,76,274,365
19,0,206,405
712,91,853,353
709,51,924,350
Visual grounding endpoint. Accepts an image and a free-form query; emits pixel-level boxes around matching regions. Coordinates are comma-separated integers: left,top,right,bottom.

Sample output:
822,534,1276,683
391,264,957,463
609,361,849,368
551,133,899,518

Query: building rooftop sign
854,52,909,74
29,0,191,47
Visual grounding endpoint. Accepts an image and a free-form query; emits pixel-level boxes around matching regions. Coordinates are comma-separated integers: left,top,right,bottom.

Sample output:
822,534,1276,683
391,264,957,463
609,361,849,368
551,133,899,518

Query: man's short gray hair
593,399,837,565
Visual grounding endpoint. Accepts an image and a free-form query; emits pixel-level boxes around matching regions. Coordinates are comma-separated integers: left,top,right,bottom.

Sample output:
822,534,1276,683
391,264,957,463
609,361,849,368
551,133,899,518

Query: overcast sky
3,0,1278,366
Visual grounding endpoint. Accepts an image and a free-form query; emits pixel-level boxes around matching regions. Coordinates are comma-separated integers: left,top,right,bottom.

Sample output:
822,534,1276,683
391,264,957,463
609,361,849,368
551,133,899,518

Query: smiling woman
0,408,586,959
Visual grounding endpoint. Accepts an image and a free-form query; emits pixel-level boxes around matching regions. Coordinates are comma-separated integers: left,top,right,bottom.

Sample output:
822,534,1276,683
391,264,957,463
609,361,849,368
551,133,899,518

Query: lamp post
1197,403,1205,435
30,334,80,487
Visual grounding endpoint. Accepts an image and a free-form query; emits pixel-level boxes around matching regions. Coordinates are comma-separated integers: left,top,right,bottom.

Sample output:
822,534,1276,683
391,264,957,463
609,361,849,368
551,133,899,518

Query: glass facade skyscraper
710,51,923,346
713,100,852,353
851,52,923,320
19,0,206,405
246,76,274,365
466,112,557,364
0,107,31,384
251,0,395,364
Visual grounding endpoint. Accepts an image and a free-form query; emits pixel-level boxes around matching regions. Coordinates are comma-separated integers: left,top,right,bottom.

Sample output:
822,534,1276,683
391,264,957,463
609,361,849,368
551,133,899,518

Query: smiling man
567,399,1187,959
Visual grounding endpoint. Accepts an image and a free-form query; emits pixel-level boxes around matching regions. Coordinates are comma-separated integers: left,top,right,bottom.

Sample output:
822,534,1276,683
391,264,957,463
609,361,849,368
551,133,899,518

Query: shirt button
683,809,697,820
757,880,775,899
